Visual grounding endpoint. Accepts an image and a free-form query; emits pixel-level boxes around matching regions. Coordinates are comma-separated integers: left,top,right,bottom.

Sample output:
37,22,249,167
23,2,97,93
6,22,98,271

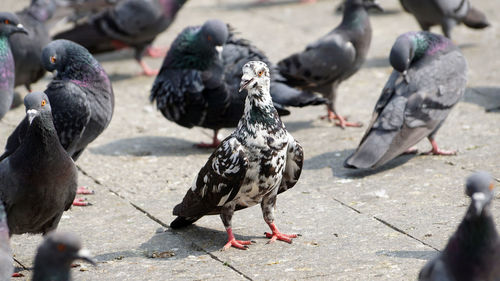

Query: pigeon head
41,39,101,80
389,34,416,77
34,232,96,274
24,91,52,125
200,19,228,51
0,13,28,37
465,171,495,217
239,61,270,93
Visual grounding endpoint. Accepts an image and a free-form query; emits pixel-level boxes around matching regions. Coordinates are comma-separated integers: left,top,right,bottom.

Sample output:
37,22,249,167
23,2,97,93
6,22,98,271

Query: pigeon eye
4,20,9,25
50,56,56,64
490,183,494,190
258,70,264,77
57,244,66,252
207,35,212,42
41,100,46,107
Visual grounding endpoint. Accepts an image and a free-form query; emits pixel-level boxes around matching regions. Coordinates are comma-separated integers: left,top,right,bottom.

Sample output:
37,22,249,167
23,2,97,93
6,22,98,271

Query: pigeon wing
46,80,92,154
278,33,356,88
173,136,248,218
278,133,303,194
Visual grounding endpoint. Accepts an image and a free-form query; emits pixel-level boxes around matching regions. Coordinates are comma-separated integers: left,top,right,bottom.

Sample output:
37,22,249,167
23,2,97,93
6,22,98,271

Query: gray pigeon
277,0,382,128
419,172,500,281
344,31,467,169
0,92,77,235
0,13,28,120
33,231,96,281
400,0,490,38
54,0,188,76
0,200,13,280
170,61,303,250
0,39,114,206
150,20,325,148
10,0,56,92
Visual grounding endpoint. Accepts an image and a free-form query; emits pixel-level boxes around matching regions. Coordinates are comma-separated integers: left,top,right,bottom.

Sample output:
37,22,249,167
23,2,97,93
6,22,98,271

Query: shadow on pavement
463,87,500,112
89,136,211,157
305,149,416,178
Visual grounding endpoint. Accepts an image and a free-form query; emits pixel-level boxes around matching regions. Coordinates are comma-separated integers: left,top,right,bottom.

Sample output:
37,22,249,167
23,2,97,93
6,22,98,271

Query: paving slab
1,0,500,280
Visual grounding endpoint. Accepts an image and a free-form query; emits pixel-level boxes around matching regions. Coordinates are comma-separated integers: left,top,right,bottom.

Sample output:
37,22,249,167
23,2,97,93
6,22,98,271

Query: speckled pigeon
400,0,490,39
0,40,114,205
0,92,77,236
54,0,188,76
277,0,382,128
344,31,467,169
0,200,13,280
170,61,303,250
419,172,500,281
32,231,96,281
0,13,28,120
150,20,326,148
10,0,56,92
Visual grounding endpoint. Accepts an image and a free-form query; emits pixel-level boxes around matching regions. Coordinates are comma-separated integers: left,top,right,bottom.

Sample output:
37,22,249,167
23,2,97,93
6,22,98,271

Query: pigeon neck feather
0,37,14,93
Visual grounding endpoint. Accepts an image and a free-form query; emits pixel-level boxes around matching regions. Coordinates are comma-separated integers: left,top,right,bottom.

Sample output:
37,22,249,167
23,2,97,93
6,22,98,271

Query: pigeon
344,31,467,169
170,61,303,250
277,0,383,128
150,20,326,148
0,13,28,120
400,0,490,39
0,200,13,280
0,92,77,236
9,0,56,92
0,40,114,206
53,0,189,76
419,171,500,281
32,231,96,281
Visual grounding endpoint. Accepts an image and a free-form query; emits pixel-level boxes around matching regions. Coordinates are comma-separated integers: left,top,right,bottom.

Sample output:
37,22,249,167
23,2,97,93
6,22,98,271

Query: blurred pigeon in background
399,0,490,38
277,0,382,128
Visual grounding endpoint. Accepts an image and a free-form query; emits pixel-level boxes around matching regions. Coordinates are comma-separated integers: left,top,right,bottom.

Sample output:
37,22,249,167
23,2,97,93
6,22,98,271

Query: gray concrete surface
1,0,500,280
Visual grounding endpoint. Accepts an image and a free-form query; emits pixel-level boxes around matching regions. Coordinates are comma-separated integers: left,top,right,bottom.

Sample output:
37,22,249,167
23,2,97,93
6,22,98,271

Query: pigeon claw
72,197,92,207
76,186,94,195
138,60,159,77
423,138,457,156
265,232,298,244
222,238,252,251
265,222,298,244
146,46,168,58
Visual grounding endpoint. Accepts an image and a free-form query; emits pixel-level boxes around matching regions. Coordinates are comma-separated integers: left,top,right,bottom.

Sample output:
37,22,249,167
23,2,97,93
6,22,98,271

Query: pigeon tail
270,82,327,108
344,130,398,169
462,6,490,29
170,216,202,229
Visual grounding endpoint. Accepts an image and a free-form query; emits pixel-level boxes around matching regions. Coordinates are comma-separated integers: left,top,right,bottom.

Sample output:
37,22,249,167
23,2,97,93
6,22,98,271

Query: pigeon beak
75,248,97,266
215,45,223,59
14,24,28,35
472,192,488,216
239,77,254,93
27,109,39,124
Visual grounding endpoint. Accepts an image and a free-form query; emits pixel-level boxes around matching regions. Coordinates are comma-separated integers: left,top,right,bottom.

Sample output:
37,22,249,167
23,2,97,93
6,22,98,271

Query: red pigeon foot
222,228,253,250
76,186,94,195
264,222,299,244
73,197,91,207
146,46,168,58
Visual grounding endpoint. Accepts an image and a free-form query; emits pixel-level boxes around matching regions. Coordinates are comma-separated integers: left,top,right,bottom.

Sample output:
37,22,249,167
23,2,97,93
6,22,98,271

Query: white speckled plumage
171,61,303,249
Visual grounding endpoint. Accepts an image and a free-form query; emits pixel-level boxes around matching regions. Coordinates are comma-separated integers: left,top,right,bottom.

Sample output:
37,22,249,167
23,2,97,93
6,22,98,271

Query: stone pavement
1,0,500,280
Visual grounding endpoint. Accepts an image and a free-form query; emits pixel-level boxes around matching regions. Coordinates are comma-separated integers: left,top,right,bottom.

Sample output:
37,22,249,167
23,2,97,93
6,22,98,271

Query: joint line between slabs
76,165,254,280
13,257,28,270
331,196,440,251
